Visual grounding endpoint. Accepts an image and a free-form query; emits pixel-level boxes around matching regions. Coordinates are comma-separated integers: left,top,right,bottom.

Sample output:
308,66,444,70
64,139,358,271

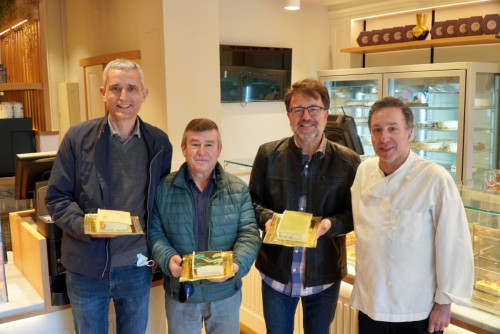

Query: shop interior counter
225,158,500,333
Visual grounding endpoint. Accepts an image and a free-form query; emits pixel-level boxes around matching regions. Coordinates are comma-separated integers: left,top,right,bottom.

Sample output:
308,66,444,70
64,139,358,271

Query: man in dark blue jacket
45,58,172,334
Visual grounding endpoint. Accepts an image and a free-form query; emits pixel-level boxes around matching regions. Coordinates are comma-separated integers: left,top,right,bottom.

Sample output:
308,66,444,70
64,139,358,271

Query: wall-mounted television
220,45,292,103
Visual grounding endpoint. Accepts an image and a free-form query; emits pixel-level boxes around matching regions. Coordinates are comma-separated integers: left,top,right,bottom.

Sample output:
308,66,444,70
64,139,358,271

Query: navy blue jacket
45,115,172,278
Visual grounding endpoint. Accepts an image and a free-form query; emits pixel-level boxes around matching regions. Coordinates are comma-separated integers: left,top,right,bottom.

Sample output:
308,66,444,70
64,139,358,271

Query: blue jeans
262,280,341,334
164,289,242,334
66,265,152,334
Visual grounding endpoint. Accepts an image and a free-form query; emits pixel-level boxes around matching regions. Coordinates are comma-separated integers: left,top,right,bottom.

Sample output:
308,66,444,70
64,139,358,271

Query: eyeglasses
289,106,326,117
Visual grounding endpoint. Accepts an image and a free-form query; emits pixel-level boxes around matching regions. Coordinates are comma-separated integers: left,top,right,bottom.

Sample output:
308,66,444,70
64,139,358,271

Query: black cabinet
0,118,35,177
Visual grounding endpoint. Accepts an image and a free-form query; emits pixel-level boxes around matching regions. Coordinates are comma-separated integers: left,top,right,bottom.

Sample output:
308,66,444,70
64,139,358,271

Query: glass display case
323,75,382,159
385,72,464,180
223,158,253,184
469,72,500,179
457,177,500,316
319,62,500,181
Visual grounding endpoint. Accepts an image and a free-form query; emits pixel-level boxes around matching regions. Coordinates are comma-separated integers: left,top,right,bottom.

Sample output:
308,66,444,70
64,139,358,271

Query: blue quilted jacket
149,162,260,303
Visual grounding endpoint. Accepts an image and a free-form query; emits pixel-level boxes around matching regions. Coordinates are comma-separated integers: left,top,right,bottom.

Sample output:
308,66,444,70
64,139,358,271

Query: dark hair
368,97,413,130
284,78,330,112
182,118,221,146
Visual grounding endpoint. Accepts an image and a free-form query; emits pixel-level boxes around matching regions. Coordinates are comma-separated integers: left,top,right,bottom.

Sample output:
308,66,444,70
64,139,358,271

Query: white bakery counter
0,210,166,334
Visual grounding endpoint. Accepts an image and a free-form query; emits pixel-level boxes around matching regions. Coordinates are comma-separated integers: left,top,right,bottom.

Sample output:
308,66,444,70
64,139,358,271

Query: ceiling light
285,0,300,11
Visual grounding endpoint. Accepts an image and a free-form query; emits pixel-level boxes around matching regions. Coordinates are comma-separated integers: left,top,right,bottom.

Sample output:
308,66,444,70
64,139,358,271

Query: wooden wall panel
1,20,45,130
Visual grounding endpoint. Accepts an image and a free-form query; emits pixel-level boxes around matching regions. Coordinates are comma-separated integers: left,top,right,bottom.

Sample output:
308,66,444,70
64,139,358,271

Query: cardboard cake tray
84,213,144,235
180,251,234,282
263,211,321,248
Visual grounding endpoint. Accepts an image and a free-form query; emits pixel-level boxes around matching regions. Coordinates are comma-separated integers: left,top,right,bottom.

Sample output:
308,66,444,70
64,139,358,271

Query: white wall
218,0,330,164
54,0,167,135
163,0,331,169
163,0,221,169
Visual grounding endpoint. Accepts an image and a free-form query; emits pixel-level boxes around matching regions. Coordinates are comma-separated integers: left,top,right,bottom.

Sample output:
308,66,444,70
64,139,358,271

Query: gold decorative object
412,13,430,40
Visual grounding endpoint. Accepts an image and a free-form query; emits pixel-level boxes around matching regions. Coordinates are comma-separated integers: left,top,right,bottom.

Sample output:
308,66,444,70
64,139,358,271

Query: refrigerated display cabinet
319,62,500,181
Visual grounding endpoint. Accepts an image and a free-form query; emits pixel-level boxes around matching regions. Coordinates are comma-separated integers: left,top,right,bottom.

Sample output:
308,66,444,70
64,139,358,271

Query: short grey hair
102,58,145,90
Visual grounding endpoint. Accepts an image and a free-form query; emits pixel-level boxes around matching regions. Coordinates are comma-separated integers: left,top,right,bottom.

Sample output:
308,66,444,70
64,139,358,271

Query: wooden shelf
341,34,500,54
0,83,43,91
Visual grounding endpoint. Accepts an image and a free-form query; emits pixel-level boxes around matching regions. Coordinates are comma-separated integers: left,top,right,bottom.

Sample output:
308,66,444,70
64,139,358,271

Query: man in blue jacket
45,58,172,334
149,118,260,334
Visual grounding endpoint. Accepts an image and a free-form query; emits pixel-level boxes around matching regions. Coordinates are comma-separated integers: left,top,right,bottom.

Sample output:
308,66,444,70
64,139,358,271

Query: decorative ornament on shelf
412,13,430,40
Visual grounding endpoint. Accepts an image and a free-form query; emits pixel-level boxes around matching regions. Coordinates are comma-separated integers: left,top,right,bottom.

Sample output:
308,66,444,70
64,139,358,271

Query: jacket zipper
146,147,165,236
101,239,110,279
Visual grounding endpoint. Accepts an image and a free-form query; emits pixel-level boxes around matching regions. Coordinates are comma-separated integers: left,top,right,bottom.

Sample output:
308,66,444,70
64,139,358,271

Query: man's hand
169,255,183,278
264,219,272,232
317,218,332,237
208,263,239,283
428,303,451,333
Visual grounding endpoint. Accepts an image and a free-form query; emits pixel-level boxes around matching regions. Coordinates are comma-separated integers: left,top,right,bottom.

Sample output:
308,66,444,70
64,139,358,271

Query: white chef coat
350,151,473,322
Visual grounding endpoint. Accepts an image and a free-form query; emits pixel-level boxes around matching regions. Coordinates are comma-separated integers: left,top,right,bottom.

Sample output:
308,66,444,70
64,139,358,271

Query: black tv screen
220,45,292,103
14,151,57,200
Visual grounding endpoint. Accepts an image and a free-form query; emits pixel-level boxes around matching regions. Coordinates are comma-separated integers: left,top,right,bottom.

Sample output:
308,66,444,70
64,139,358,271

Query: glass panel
220,71,241,102
242,74,283,102
471,73,500,178
457,179,500,316
387,76,460,179
323,79,379,159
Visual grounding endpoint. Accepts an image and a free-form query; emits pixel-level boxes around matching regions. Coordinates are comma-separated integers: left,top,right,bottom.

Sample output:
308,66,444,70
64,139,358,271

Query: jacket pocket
391,209,428,242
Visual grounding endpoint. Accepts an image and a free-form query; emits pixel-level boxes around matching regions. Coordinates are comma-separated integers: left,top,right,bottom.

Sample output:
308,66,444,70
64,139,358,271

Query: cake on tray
277,211,312,242
96,209,132,233
192,251,224,278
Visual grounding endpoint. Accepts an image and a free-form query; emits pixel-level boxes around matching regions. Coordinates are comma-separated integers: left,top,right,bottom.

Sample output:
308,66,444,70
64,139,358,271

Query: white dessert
192,251,224,278
277,211,312,242
475,98,491,108
437,120,458,130
96,209,132,232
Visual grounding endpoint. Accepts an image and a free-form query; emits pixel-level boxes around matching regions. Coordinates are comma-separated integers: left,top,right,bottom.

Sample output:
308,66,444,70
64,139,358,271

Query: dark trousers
359,311,444,334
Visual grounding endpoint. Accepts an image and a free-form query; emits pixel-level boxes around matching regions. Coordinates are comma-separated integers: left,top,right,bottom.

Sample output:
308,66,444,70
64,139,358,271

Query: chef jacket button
294,249,299,253
405,175,410,180
387,281,391,286
293,268,297,273
370,172,374,177
388,255,394,260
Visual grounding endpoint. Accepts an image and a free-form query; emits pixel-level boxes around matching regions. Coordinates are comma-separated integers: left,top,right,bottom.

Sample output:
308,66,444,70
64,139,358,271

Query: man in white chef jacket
350,97,473,334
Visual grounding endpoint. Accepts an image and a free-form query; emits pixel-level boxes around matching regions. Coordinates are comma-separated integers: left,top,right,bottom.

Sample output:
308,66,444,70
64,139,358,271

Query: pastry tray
180,251,234,282
263,211,321,248
84,214,144,235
